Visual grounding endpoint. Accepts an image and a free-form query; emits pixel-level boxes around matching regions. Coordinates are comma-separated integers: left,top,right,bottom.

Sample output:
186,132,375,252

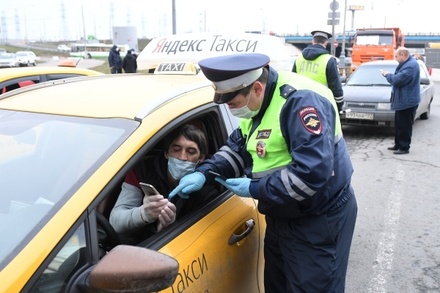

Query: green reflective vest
240,72,342,176
295,53,332,87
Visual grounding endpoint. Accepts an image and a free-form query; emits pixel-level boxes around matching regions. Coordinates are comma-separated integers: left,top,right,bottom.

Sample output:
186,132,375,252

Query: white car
0,53,17,68
15,51,37,67
341,59,434,127
57,44,71,52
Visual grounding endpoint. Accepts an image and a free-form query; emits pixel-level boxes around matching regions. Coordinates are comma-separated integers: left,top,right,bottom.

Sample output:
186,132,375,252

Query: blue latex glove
169,172,206,199
215,177,252,198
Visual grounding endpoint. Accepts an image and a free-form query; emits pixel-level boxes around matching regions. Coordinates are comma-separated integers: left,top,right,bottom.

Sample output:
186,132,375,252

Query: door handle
228,219,255,245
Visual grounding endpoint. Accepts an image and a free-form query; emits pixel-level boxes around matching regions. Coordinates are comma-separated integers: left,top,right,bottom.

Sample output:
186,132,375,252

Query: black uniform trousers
263,185,357,293
394,105,418,151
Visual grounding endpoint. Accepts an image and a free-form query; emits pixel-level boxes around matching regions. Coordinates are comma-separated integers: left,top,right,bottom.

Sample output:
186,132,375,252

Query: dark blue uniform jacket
198,66,353,219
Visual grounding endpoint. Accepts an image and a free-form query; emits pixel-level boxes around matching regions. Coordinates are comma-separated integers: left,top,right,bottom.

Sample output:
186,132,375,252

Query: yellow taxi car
0,65,102,95
0,72,265,292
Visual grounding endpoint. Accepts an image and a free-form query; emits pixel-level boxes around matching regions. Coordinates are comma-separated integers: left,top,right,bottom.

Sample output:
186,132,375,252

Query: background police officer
170,53,357,293
293,30,344,113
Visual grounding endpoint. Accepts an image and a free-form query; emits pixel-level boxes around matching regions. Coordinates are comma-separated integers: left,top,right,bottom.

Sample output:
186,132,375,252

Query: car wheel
420,103,431,120
87,53,92,59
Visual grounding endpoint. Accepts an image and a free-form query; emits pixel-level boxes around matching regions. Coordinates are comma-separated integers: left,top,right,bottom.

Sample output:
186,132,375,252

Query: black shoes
393,149,409,155
388,145,409,154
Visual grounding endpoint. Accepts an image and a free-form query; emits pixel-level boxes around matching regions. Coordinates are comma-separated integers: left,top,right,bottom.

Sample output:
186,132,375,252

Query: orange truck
351,27,404,71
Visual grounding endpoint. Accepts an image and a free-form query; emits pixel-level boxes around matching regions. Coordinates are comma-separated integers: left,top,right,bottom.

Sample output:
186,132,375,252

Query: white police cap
311,30,332,40
198,53,270,104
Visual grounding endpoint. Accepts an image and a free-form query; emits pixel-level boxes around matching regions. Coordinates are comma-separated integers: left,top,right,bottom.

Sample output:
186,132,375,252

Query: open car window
96,105,231,247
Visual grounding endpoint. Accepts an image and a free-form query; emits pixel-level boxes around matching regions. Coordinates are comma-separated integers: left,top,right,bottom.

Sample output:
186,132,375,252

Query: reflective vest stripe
217,146,244,176
282,169,316,198
251,166,285,179
280,168,315,201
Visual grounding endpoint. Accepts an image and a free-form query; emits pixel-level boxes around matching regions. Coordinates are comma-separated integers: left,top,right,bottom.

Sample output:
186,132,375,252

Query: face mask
229,92,260,119
167,157,197,180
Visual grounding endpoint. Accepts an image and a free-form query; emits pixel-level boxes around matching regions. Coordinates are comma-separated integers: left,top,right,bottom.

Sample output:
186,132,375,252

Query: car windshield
0,110,138,269
356,35,393,46
346,64,396,86
0,54,14,59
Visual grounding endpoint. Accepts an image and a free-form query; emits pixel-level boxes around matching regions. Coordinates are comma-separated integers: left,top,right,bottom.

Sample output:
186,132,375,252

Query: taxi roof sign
57,60,77,67
154,62,199,75
137,33,292,72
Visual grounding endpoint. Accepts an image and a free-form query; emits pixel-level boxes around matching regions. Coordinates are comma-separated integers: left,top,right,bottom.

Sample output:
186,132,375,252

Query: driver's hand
157,202,177,231
140,194,168,223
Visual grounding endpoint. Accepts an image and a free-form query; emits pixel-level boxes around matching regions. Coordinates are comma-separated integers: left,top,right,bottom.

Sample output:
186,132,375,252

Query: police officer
169,53,358,293
293,30,344,113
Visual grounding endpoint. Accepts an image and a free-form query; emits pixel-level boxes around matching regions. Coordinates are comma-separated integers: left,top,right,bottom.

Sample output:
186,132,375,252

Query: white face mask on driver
229,92,260,119
167,157,198,180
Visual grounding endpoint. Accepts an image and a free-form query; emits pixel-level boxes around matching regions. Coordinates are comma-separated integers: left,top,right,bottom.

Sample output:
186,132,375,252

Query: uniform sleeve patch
299,106,322,135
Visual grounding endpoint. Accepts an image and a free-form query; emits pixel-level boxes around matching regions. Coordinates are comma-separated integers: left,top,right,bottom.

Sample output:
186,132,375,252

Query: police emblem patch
256,141,266,158
299,106,322,135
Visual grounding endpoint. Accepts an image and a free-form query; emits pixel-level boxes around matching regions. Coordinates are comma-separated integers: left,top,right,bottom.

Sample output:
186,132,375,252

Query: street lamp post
339,0,347,73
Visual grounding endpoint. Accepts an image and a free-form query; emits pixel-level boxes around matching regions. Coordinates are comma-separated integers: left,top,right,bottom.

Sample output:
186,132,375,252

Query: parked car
57,44,71,52
340,59,434,127
0,66,102,95
0,53,17,68
15,51,37,67
0,73,265,292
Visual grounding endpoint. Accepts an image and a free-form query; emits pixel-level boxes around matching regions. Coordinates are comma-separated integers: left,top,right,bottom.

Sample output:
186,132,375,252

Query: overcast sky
0,0,435,42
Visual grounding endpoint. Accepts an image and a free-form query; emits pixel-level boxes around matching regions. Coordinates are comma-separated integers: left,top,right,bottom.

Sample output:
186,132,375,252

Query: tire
420,103,431,120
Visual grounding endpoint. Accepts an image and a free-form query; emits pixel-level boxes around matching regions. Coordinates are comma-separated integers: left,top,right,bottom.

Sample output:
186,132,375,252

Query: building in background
113,26,137,52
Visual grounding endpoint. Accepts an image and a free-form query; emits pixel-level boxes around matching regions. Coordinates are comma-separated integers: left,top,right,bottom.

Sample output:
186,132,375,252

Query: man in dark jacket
108,45,122,74
122,49,138,73
293,30,344,113
381,47,420,154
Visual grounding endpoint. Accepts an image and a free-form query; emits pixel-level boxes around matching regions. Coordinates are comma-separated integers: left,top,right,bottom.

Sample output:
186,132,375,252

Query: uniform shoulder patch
299,106,322,135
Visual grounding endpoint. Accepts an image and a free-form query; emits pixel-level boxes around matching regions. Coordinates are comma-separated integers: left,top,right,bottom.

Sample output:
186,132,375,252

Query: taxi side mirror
88,245,178,292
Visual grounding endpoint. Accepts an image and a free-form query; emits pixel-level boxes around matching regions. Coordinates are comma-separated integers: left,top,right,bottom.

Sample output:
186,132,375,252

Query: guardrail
5,41,59,52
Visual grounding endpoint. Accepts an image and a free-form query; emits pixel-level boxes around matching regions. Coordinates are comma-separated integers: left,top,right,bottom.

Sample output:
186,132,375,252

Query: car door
417,62,432,117
154,195,263,293
133,104,264,293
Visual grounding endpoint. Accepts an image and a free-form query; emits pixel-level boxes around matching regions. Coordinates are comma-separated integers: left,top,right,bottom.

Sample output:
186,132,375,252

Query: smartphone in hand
140,182,160,196
208,170,227,181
